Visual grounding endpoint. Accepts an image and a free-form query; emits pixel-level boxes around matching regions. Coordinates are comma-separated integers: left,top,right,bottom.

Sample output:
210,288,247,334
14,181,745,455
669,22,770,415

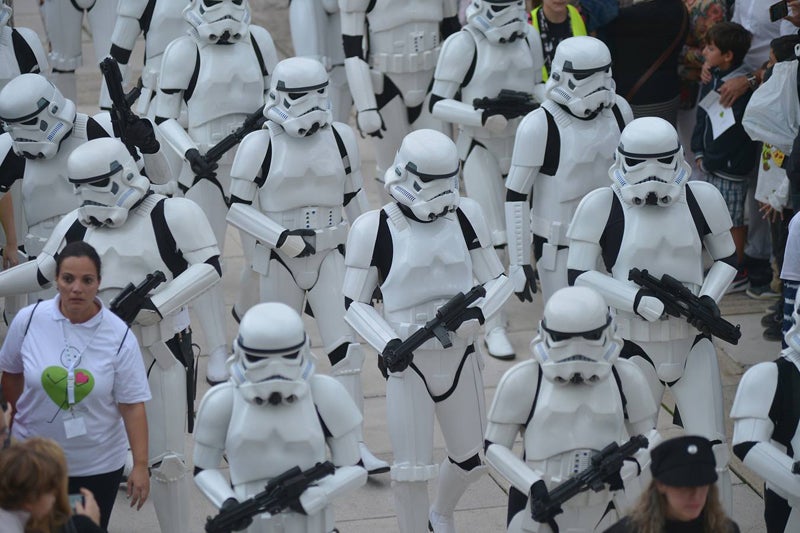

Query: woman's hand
2,242,19,269
127,463,150,510
74,488,101,526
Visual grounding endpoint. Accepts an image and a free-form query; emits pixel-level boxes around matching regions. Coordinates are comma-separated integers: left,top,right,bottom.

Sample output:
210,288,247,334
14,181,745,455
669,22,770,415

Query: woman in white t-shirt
0,241,151,529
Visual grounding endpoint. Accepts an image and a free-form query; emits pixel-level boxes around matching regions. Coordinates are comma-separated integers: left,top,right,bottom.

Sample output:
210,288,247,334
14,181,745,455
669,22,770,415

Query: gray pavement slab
5,1,776,531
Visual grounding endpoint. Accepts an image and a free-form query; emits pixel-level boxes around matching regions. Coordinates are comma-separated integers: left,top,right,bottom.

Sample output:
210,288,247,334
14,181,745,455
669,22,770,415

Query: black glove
440,15,461,40
126,118,160,154
276,229,316,258
529,479,560,524
220,497,253,532
185,148,218,180
381,338,411,374
688,294,720,335
514,264,538,302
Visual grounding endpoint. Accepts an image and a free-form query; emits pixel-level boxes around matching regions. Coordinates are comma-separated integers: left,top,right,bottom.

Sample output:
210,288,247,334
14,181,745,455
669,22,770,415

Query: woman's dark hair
55,241,102,278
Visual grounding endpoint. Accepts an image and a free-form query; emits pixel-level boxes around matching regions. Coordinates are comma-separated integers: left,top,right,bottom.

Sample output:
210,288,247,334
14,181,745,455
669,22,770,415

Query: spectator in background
692,22,760,292
606,0,689,126
530,0,588,80
0,241,151,529
0,436,104,533
604,436,740,533
677,0,728,179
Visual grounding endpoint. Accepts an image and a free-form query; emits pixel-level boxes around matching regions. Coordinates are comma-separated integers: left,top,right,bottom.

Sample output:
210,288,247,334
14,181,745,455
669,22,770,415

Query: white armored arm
485,361,543,495
699,260,737,304
226,203,309,258
339,0,381,134
290,0,326,62
334,123,370,222
150,263,220,319
193,384,237,507
730,362,800,505
574,270,664,322
430,33,485,129
0,254,56,295
158,119,198,160
345,301,398,353
14,27,49,74
109,0,149,64
154,36,198,123
229,129,270,204
250,26,279,90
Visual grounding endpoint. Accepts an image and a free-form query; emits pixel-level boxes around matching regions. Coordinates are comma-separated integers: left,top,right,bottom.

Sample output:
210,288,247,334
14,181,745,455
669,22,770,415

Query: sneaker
726,271,750,294
763,323,783,342
746,284,780,300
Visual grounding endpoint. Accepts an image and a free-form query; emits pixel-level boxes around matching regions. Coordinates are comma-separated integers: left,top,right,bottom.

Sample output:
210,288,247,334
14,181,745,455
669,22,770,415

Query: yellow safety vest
531,4,588,81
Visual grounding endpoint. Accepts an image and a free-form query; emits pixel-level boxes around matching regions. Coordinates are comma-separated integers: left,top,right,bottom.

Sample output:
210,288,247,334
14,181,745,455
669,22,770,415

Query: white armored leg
537,245,569,305
370,95,411,179
234,231,260,320
430,460,486,533
194,284,231,384
462,145,507,246
330,343,390,474
670,337,732,514
150,454,191,533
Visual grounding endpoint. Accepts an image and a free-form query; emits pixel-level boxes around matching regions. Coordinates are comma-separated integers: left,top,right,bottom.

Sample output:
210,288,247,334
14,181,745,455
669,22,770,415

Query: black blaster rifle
531,435,649,525
628,268,741,345
109,270,167,325
472,89,539,120
204,461,335,533
202,105,267,166
99,57,144,159
382,284,487,372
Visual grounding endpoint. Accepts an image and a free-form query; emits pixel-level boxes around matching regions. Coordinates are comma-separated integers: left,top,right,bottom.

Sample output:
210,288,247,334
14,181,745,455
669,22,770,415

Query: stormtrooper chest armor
21,134,85,228
187,38,264,133
524,376,627,465
86,196,174,304
458,28,539,111
380,208,474,327
258,124,346,226
611,192,705,289
532,101,619,229
225,391,327,489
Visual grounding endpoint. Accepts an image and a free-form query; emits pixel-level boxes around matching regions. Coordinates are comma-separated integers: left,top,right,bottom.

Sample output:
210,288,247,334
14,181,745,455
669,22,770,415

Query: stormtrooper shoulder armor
487,360,540,425
310,374,362,438
159,36,199,92
457,197,493,248
434,31,476,85
194,383,235,465
343,210,381,270
249,25,279,77
614,358,658,425
730,362,778,421
230,129,271,184
13,27,48,72
686,181,735,237
566,187,615,244
162,197,221,260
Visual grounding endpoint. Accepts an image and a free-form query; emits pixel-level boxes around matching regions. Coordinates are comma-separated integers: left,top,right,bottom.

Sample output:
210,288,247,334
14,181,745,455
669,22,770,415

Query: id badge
64,415,87,439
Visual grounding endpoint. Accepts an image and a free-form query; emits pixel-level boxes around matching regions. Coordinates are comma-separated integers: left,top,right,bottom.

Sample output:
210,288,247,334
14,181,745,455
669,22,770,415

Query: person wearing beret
604,435,740,533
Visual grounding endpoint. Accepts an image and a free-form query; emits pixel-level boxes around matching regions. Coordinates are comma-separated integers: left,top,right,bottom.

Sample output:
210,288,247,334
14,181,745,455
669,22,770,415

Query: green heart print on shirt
41,366,95,408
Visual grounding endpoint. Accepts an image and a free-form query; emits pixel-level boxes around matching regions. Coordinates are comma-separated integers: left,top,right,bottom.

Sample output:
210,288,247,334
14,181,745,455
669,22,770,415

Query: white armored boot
394,480,432,533
150,454,191,533
331,343,390,474
429,459,486,533
484,312,515,360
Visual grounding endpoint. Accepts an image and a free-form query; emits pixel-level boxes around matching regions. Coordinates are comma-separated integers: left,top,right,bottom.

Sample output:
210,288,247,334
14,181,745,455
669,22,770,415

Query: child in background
692,21,760,292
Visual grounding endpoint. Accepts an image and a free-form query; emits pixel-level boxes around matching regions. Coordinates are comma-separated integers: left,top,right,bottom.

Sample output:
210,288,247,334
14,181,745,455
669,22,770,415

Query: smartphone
770,0,789,22
68,493,85,511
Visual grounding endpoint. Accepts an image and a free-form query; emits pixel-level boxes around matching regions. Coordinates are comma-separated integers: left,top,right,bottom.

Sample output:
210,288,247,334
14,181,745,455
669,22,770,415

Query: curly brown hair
627,481,731,533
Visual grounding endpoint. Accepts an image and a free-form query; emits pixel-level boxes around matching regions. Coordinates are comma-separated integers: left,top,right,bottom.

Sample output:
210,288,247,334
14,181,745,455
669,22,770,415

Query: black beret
650,435,718,487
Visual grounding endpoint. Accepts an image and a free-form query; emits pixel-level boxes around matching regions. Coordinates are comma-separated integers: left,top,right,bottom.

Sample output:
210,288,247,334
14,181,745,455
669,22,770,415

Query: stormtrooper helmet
546,36,616,118
466,0,527,44
184,0,251,44
264,57,332,138
531,286,622,384
0,4,11,29
384,129,460,221
610,117,691,207
228,302,315,405
0,74,76,160
67,138,151,228
784,298,800,355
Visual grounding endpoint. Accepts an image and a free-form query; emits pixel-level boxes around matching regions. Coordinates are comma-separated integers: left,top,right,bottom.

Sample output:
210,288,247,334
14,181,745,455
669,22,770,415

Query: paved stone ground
6,1,778,531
